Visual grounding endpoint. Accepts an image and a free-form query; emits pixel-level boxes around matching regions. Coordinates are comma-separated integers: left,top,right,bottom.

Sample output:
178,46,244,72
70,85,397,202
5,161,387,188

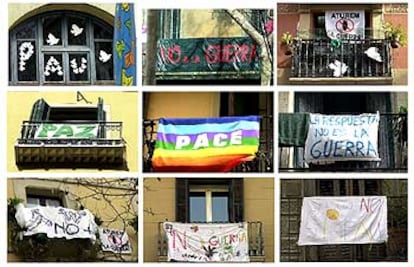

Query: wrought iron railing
143,117,273,172
279,113,407,172
157,221,265,260
291,39,392,78
16,121,124,146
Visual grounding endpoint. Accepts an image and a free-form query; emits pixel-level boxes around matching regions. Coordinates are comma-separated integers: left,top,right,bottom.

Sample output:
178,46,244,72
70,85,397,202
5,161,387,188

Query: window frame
189,185,230,223
9,10,114,85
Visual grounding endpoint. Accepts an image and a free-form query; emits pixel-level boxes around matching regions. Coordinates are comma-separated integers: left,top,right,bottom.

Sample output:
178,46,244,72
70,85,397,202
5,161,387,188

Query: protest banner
304,112,380,163
298,196,388,245
34,123,99,138
99,228,132,254
325,11,365,40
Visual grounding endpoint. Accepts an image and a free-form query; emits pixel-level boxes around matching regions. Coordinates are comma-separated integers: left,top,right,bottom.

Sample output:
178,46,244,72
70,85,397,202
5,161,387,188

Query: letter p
175,136,190,149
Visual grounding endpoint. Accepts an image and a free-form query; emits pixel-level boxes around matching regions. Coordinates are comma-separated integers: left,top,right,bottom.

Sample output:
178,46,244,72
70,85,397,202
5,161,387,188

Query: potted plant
280,31,294,56
383,22,407,48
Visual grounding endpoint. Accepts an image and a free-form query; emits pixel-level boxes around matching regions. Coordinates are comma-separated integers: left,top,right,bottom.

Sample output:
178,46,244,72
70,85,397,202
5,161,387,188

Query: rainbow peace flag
152,116,261,172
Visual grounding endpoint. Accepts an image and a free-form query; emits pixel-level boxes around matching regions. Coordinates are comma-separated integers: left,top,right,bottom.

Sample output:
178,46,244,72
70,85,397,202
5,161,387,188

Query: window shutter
230,178,244,222
97,97,105,138
175,178,189,222
30,98,50,121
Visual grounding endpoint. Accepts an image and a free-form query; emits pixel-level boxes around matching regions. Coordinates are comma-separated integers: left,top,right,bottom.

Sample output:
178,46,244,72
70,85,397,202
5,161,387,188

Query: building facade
277,3,408,85
7,178,138,262
8,91,138,172
143,92,273,172
144,9,273,85
278,92,407,172
143,177,274,262
280,179,407,262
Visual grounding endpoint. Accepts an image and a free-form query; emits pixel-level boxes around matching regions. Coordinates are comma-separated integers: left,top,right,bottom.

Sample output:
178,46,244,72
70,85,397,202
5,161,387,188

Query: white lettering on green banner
34,124,99,138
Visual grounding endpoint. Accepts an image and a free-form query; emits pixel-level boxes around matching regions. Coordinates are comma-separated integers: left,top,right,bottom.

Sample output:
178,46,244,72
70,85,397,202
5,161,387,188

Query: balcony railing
15,121,126,168
143,117,273,172
157,221,265,262
290,39,392,80
279,113,407,172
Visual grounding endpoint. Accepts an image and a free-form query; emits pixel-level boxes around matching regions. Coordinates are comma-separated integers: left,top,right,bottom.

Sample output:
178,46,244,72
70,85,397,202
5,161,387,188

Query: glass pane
190,193,206,222
26,197,39,208
212,192,229,222
17,41,37,81
94,22,112,39
46,199,61,207
95,42,113,80
69,54,89,81
44,54,64,81
68,16,87,45
43,16,62,46
16,20,36,39
319,180,334,196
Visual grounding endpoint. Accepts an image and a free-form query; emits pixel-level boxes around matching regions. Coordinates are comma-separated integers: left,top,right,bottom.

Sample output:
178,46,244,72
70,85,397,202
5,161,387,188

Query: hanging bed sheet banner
114,3,136,86
99,228,132,254
163,222,250,262
14,203,98,241
152,116,260,172
304,112,380,164
325,10,365,40
298,196,388,245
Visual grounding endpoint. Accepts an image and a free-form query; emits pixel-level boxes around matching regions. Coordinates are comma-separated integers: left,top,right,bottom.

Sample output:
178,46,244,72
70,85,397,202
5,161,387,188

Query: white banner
304,113,380,163
298,196,388,245
325,10,365,40
34,123,99,138
99,228,132,254
163,222,250,262
15,203,98,241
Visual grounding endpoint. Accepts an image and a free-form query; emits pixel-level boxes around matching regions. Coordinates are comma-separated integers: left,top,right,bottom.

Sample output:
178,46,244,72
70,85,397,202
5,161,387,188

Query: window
158,10,181,39
25,187,64,208
189,186,229,222
9,11,114,85
176,179,243,223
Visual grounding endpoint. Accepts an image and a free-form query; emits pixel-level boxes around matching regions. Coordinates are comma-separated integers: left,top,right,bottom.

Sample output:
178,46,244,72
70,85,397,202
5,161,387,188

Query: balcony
290,39,392,84
143,116,273,172
157,221,265,262
279,113,407,172
15,121,126,169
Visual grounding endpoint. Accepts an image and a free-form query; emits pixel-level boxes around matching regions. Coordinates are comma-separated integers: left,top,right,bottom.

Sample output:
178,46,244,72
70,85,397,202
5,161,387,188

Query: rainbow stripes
152,116,260,172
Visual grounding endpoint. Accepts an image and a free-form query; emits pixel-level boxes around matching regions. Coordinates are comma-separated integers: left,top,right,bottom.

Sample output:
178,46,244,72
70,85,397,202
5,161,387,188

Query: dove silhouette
46,33,60,45
364,47,382,62
99,50,112,63
70,24,84,36
328,60,348,77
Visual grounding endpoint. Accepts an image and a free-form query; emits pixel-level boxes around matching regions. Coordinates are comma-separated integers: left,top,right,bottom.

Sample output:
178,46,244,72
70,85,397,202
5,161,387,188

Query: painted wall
9,3,115,28
7,91,139,172
7,178,138,262
180,10,246,38
143,178,275,262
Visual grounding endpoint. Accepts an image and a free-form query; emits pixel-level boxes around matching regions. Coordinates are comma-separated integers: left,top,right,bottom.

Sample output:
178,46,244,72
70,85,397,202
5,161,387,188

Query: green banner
34,124,99,138
156,37,260,73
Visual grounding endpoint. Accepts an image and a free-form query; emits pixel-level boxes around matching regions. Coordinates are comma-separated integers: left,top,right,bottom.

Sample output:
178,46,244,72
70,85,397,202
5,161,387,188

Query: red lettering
229,234,236,244
221,44,235,63
172,230,187,249
360,198,372,213
160,45,182,64
239,44,250,61
205,45,221,64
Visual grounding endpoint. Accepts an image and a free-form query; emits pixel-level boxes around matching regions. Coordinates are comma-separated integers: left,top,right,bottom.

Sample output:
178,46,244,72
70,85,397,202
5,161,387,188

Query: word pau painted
163,222,250,262
157,37,260,74
35,123,99,138
152,116,260,172
14,203,98,241
99,228,132,254
304,113,380,163
298,196,388,245
325,10,365,40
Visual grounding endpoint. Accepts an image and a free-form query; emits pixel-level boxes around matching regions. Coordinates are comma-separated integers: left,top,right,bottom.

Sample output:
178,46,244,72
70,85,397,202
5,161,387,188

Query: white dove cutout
70,57,88,74
70,24,84,36
44,56,63,76
18,42,35,71
328,60,348,78
364,47,382,62
46,33,60,45
99,50,112,63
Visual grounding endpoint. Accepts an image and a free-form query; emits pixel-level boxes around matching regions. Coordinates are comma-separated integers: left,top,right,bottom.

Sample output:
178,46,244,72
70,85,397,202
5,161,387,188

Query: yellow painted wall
9,3,115,28
143,178,275,262
146,92,220,119
8,178,138,262
180,10,246,38
7,91,138,172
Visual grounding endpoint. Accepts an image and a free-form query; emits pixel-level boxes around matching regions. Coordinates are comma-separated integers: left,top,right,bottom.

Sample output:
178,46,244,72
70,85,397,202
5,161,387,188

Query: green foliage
280,31,294,46
383,22,407,47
